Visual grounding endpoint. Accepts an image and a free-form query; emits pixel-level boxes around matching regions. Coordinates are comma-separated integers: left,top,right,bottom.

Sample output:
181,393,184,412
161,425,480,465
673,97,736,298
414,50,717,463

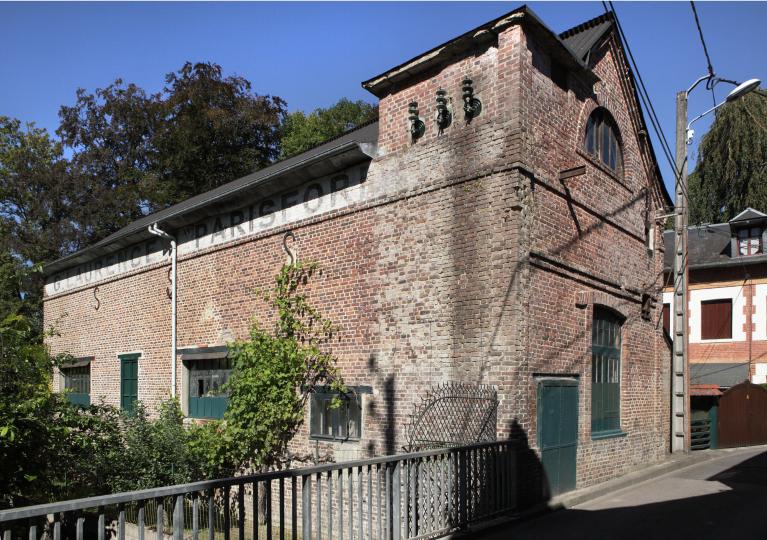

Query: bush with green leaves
109,400,195,493
190,262,346,477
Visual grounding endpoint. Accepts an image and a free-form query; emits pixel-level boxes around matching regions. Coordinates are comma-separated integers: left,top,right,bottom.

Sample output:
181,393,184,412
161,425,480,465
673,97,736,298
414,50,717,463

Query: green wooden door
120,355,139,413
538,379,579,496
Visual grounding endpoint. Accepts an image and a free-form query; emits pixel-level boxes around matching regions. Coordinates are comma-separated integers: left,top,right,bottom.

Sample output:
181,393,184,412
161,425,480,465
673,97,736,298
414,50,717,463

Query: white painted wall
753,363,767,384
689,286,746,343
753,284,767,341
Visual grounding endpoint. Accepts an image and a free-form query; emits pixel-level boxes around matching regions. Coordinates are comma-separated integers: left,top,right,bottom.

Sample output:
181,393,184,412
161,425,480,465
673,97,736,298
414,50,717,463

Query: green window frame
310,390,362,441
188,358,232,420
591,307,622,437
62,364,91,407
120,354,140,414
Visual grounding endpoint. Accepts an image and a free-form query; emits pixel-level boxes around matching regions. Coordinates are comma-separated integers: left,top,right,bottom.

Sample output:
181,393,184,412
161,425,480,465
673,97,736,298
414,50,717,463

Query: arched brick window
584,108,622,174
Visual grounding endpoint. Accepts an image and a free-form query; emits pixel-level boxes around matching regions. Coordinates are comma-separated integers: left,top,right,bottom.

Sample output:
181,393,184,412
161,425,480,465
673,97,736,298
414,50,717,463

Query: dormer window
585,108,622,174
738,227,762,256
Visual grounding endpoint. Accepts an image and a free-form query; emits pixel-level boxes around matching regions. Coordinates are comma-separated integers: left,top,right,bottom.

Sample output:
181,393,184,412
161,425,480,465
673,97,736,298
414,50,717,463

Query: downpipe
148,223,177,399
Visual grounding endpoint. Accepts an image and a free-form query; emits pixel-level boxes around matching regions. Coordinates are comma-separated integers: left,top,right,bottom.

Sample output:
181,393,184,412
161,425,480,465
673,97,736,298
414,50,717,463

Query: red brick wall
45,17,670,492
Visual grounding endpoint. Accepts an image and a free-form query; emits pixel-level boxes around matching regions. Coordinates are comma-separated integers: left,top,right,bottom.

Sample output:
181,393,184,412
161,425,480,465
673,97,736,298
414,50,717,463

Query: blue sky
1,1,765,197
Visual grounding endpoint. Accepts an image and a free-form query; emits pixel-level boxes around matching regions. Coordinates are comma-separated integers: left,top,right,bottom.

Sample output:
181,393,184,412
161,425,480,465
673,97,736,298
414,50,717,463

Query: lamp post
672,77,760,454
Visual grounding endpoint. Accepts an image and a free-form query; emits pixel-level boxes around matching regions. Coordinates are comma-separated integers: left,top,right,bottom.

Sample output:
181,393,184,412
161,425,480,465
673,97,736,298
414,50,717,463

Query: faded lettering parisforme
49,169,363,294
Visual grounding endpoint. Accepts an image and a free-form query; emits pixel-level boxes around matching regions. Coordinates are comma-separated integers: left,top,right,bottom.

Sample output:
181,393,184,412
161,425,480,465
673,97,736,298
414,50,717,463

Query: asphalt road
479,446,767,540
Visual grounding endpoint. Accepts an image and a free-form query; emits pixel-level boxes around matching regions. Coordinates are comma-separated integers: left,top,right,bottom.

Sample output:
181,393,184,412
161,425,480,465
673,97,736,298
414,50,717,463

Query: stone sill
591,429,627,441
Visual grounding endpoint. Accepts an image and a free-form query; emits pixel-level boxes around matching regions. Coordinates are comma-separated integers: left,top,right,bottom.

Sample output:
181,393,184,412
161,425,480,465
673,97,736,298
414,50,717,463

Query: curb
461,445,767,538
553,444,767,509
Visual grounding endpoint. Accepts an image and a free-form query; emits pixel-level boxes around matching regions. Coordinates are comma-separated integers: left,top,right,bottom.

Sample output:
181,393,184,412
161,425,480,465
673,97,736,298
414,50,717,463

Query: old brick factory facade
45,7,672,495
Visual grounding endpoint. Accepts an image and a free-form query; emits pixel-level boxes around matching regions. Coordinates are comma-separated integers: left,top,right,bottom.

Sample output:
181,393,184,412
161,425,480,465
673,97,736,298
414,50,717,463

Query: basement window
62,362,91,407
310,389,362,441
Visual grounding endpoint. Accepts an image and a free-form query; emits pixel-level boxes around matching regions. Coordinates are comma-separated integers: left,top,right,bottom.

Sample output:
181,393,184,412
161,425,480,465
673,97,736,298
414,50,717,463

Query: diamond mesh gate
405,382,499,452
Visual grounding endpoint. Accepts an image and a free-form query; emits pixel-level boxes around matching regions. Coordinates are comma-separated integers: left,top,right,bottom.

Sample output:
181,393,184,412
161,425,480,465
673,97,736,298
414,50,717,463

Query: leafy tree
688,89,767,224
280,98,378,159
0,308,123,508
191,262,345,477
0,118,79,324
151,62,286,207
57,62,286,236
58,82,159,244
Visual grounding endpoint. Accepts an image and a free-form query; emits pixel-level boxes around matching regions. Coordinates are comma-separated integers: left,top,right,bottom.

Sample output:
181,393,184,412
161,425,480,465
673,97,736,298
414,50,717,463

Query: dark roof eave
362,5,594,99
663,255,767,273
43,133,378,277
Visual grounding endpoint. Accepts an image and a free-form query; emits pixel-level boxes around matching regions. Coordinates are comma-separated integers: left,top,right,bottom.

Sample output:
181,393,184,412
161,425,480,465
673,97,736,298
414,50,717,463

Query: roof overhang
44,138,377,277
362,5,596,99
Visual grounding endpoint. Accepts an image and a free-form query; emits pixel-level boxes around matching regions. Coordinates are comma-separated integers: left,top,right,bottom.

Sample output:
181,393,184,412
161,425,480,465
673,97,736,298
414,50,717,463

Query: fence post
173,495,184,540
458,449,467,529
391,461,401,540
302,475,312,540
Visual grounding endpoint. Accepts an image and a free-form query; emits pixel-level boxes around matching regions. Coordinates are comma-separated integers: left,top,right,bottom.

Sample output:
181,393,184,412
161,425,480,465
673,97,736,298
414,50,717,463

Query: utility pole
672,91,689,453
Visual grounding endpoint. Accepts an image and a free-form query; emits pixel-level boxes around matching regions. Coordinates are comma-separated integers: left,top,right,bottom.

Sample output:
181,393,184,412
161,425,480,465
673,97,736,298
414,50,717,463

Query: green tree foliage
192,262,345,477
57,61,286,239
0,306,123,508
151,62,286,207
0,118,78,323
109,400,195,492
688,89,767,224
280,98,378,159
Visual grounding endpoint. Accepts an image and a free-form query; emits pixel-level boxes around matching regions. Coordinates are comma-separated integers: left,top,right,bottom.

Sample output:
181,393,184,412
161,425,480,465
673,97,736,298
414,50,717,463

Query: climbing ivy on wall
188,261,346,477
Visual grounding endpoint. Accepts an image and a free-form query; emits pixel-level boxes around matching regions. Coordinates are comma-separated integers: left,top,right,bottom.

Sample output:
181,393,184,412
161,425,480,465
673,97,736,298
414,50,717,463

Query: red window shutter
701,299,733,340
662,303,670,336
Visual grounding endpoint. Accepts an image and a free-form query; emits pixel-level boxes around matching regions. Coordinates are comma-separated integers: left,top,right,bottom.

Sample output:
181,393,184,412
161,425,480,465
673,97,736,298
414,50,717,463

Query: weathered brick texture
45,13,670,493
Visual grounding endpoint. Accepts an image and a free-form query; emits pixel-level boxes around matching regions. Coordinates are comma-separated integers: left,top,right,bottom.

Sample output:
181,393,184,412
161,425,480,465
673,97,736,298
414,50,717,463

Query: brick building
45,7,671,496
663,208,767,392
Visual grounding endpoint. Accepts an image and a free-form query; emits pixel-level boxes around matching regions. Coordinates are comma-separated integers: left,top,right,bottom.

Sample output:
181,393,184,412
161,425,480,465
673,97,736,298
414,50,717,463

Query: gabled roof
558,10,671,207
559,13,613,62
362,5,593,99
663,209,767,271
44,120,379,276
730,207,767,223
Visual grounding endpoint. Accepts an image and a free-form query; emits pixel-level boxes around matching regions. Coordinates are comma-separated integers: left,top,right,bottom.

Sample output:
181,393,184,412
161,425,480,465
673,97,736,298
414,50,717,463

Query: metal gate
717,382,767,448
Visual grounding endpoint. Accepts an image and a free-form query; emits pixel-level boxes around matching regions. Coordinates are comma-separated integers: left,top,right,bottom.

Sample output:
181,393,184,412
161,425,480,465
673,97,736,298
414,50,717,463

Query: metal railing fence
0,440,517,540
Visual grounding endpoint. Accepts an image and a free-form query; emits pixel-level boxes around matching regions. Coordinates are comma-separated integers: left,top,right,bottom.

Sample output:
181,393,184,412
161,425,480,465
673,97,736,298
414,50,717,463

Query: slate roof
690,363,749,388
559,13,614,61
44,120,379,275
730,207,767,223
663,211,767,271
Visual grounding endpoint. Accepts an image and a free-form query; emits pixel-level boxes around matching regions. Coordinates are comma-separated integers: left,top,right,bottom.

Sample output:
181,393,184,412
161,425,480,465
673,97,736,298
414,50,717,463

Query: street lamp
672,76,760,454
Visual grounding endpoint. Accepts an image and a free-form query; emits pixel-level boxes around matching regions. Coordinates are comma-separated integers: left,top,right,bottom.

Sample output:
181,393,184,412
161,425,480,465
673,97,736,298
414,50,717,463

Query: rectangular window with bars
188,357,232,419
591,308,622,436
62,364,91,407
310,390,362,441
700,299,733,340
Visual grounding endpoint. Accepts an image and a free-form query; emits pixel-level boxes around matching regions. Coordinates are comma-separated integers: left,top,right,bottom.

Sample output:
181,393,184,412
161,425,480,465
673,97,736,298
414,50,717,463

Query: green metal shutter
120,355,139,413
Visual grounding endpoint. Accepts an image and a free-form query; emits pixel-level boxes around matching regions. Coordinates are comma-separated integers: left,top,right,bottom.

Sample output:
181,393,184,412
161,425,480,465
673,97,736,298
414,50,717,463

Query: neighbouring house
663,207,767,448
45,6,671,498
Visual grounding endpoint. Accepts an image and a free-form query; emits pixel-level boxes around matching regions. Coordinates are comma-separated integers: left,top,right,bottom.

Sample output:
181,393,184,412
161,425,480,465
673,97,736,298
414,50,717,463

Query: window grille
591,307,622,435
309,390,362,441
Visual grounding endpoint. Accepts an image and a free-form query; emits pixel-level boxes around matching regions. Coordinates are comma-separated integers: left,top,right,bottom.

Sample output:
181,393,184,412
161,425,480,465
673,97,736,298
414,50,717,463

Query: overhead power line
603,2,686,201
690,1,715,80
689,2,719,111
